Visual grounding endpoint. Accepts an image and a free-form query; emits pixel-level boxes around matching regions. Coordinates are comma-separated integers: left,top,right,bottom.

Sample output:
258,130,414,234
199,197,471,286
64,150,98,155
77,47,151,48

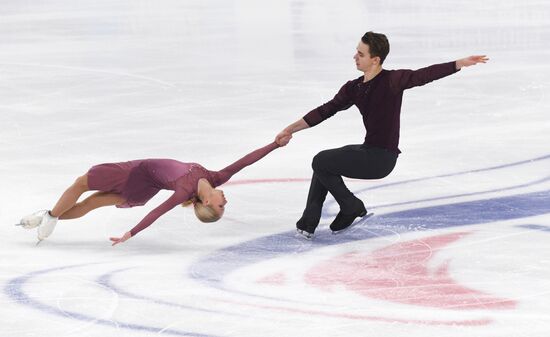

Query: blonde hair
181,197,221,223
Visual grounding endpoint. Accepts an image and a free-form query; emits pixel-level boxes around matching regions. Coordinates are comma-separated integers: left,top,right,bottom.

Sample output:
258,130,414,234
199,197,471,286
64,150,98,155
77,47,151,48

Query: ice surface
1,1,549,336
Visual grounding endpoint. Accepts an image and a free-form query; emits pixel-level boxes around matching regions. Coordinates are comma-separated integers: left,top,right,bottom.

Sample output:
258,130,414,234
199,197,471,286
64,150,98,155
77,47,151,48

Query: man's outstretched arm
397,55,489,90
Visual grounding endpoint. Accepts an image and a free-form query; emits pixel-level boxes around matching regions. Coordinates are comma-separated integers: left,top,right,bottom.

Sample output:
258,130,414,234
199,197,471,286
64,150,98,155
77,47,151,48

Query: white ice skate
16,210,48,229
36,211,59,241
17,210,59,242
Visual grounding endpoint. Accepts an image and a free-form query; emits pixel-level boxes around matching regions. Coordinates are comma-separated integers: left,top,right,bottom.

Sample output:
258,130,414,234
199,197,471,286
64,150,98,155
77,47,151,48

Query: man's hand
275,118,310,147
110,231,132,246
456,55,489,70
275,131,292,146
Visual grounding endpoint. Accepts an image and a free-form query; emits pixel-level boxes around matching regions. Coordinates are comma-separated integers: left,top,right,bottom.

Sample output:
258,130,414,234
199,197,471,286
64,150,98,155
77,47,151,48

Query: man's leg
296,173,329,235
313,145,397,208
296,145,361,237
312,145,397,231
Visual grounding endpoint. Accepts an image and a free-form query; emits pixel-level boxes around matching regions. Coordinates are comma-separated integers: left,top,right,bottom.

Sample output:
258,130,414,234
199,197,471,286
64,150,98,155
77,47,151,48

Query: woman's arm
215,142,280,186
110,189,189,245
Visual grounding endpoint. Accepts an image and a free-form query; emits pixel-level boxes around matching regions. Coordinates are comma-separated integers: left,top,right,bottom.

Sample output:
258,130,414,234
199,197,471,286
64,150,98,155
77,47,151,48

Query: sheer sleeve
392,61,459,91
214,142,279,186
302,80,355,127
129,188,191,237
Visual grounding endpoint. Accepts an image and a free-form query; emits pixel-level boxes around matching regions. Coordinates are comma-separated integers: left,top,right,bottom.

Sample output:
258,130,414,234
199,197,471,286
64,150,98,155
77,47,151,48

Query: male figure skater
277,31,488,238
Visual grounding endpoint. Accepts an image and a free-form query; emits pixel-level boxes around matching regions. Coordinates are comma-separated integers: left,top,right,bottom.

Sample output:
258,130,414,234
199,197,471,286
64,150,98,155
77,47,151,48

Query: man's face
354,41,379,72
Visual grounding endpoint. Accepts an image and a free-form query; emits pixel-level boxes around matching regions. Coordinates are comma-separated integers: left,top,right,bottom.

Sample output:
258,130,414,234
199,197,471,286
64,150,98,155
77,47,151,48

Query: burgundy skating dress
87,142,279,237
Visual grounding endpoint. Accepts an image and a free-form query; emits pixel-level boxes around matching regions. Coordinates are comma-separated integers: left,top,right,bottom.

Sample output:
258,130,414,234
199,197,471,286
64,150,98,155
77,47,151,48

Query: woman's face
208,189,227,217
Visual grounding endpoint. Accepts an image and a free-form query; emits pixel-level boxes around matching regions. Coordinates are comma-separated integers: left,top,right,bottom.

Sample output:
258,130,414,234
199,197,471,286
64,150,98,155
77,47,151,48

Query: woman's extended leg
24,175,125,241
21,174,92,240
50,174,91,218
59,192,125,220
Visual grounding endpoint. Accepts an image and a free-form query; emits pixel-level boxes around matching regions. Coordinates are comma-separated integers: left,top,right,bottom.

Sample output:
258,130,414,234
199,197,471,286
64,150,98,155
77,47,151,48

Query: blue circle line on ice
516,224,550,232
353,175,550,212
95,268,248,317
188,154,550,299
351,153,550,194
322,153,550,215
188,189,550,300
4,154,550,332
3,264,236,337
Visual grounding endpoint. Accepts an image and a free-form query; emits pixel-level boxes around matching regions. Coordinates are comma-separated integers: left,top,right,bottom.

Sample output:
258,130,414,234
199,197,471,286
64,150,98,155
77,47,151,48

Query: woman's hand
275,118,310,147
275,132,292,146
110,231,132,246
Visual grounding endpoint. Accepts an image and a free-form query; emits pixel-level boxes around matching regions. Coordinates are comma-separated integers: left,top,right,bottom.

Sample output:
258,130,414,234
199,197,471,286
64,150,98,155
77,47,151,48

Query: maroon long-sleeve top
99,142,279,237
303,61,460,154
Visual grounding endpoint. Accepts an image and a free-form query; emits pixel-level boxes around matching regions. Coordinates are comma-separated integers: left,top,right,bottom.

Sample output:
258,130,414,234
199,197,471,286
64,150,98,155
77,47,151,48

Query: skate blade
295,229,314,240
332,212,374,235
15,223,34,229
36,229,45,246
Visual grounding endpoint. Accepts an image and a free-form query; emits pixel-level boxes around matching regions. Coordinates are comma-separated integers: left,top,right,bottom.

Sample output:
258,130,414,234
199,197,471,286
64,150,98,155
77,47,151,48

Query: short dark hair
361,31,390,65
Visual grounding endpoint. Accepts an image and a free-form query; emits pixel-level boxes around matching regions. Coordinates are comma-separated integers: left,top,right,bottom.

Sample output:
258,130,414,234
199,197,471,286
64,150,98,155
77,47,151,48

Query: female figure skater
18,138,289,245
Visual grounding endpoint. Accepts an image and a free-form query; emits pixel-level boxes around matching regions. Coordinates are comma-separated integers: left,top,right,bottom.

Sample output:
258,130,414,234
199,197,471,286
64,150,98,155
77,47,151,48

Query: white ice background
1,1,549,336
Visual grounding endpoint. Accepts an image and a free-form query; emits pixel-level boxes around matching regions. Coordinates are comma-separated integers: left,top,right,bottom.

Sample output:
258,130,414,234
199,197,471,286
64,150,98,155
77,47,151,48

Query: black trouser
299,144,398,231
